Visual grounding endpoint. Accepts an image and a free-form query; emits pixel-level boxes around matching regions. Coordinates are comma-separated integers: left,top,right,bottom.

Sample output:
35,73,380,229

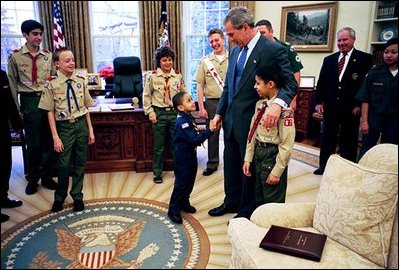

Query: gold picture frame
280,2,338,52
75,68,88,77
86,73,102,90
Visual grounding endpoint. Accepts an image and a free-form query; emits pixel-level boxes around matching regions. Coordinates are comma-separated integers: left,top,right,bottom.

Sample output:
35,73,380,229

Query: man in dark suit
314,27,373,175
208,7,297,218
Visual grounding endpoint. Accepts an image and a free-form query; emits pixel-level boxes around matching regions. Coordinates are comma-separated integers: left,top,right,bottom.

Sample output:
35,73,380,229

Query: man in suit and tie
314,27,373,175
208,7,298,218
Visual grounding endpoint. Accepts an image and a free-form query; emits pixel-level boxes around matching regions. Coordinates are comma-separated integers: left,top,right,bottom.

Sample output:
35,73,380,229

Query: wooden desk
86,98,173,173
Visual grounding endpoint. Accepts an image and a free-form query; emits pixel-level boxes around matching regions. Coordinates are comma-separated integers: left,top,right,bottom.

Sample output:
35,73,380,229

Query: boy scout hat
385,37,398,49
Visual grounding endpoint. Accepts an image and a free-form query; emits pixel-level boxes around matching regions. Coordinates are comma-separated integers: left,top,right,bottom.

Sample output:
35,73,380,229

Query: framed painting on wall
280,2,338,52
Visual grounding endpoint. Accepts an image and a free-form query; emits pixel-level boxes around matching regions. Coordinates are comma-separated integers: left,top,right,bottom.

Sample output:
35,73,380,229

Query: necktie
29,54,40,84
338,53,347,76
66,79,80,114
247,101,267,143
235,46,249,90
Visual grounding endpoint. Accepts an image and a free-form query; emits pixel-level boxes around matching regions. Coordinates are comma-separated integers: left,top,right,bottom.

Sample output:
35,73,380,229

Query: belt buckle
165,107,172,111
68,118,78,123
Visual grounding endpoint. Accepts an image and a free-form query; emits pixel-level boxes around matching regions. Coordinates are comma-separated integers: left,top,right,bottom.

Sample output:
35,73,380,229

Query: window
1,1,39,71
183,1,229,101
89,1,140,73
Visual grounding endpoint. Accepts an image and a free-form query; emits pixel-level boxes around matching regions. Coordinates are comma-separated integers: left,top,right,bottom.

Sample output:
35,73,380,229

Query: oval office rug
1,198,210,269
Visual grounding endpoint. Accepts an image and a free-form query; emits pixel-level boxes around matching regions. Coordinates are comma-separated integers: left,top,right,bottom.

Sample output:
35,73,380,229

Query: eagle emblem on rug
29,215,160,269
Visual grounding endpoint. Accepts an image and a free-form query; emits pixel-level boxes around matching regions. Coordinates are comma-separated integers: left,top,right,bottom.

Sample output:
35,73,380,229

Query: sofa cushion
313,155,398,268
358,143,398,173
228,218,383,268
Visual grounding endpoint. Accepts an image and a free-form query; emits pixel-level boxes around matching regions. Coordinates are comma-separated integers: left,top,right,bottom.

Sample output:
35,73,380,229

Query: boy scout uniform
195,49,228,170
244,96,295,206
39,71,94,203
7,44,56,189
274,37,303,73
143,68,186,178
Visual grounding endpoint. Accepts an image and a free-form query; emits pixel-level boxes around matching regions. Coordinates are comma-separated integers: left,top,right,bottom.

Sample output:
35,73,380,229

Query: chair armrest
250,202,316,228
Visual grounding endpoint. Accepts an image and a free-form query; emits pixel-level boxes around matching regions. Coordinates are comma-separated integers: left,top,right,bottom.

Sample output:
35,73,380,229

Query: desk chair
110,56,143,101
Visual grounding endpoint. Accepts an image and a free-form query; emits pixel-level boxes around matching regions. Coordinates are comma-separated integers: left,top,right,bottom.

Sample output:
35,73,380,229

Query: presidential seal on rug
1,198,210,269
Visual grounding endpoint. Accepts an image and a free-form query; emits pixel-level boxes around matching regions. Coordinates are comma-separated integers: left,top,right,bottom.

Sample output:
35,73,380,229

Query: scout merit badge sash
203,57,224,92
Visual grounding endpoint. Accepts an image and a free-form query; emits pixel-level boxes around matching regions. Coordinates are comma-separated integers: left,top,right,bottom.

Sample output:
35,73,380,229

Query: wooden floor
2,141,322,269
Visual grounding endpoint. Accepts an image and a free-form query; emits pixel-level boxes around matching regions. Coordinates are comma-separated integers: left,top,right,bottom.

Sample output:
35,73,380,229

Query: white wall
254,1,374,82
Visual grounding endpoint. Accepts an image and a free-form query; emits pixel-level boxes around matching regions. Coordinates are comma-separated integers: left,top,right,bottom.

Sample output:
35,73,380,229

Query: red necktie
29,53,40,84
338,53,347,76
247,101,267,143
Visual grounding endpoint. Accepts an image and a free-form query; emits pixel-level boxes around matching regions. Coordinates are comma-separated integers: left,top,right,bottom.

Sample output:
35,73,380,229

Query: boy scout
39,47,95,212
195,28,228,176
243,65,295,206
168,92,216,224
7,19,57,194
255,19,303,109
143,46,186,184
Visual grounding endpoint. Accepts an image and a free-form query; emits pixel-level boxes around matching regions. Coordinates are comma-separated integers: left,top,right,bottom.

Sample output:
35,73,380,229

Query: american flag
158,0,170,48
53,1,65,50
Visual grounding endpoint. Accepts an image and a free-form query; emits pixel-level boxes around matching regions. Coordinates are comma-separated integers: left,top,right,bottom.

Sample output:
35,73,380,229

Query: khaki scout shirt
143,68,186,117
7,44,53,104
244,96,296,177
39,70,94,121
195,49,228,98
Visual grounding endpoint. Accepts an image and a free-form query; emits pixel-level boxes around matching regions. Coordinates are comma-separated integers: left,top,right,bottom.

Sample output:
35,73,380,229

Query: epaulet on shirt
9,48,20,58
152,70,157,74
43,48,50,53
175,70,180,74
47,76,57,81
76,73,85,79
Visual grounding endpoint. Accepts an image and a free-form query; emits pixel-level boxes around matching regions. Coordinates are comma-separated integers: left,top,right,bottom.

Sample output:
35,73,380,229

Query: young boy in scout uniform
39,47,95,212
7,19,57,195
168,92,216,224
243,64,295,206
255,19,303,109
356,37,398,160
195,28,228,176
143,46,186,184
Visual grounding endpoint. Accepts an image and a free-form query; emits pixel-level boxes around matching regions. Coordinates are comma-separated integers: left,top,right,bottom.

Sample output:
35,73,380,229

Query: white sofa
228,144,398,269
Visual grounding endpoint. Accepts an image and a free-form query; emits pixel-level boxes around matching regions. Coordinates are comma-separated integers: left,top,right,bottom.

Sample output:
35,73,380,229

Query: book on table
259,225,327,262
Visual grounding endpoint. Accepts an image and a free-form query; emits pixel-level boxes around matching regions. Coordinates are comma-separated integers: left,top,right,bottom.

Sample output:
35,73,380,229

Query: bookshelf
369,1,398,65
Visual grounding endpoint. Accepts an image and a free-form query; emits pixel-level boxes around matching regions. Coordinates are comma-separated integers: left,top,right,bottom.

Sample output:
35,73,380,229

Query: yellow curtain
39,1,93,72
139,1,182,72
229,1,255,13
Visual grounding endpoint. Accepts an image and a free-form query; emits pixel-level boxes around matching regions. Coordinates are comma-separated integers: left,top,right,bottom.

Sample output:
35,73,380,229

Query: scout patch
181,123,189,129
57,111,69,120
284,118,293,126
280,109,294,119
77,83,82,89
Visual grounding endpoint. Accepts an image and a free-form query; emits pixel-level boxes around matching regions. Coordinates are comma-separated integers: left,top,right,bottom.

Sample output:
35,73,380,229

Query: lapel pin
253,60,256,64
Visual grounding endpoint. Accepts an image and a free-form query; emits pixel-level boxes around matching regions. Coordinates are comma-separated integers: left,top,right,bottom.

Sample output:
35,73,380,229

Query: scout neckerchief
164,76,171,105
203,57,224,92
247,101,268,143
28,53,40,84
66,79,80,114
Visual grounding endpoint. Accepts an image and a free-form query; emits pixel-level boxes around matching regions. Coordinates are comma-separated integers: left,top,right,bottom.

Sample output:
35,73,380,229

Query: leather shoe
182,205,196,213
51,201,64,212
1,213,10,223
73,200,85,212
168,213,182,224
153,176,163,184
208,203,237,216
313,168,324,175
25,182,38,195
1,198,23,208
41,178,58,190
202,168,216,176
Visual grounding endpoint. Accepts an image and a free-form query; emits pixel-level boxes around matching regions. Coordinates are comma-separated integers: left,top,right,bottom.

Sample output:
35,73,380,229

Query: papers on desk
108,103,134,111
88,106,101,112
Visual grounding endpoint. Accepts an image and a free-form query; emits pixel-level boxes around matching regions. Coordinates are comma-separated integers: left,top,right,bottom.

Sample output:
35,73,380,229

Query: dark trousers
319,109,360,169
0,126,12,202
204,98,220,170
55,118,88,202
358,112,398,160
152,108,176,177
19,95,56,181
254,144,287,206
223,129,256,218
168,147,197,216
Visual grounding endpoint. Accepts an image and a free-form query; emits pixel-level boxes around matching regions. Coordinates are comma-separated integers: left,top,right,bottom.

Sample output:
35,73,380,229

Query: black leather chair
109,56,143,101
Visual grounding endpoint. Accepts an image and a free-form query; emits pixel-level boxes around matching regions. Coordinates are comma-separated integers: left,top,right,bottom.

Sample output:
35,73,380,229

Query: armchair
228,144,398,269
109,56,143,101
